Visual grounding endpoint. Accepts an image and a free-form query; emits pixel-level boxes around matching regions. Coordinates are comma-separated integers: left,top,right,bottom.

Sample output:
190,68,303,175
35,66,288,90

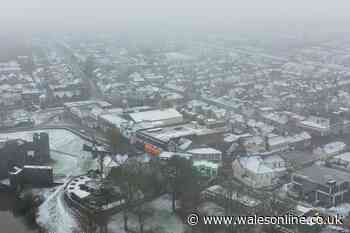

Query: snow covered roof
262,112,289,124
24,165,53,170
203,185,261,207
288,131,311,143
99,114,128,128
193,160,219,169
178,138,192,151
64,100,112,108
334,152,350,162
67,176,92,199
299,116,330,130
294,164,350,185
158,151,192,160
268,136,290,147
188,147,222,155
129,108,182,123
238,155,286,174
223,133,252,143
323,141,346,155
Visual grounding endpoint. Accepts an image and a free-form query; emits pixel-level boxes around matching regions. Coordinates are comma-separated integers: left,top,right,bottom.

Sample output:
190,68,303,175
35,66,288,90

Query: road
55,41,104,100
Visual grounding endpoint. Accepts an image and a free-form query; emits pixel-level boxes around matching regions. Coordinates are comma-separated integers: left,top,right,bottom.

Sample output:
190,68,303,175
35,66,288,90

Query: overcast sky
1,0,350,32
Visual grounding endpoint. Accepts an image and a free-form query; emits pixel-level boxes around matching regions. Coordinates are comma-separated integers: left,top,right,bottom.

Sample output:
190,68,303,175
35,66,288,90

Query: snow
37,179,80,233
323,141,346,155
300,118,330,130
334,152,350,162
108,195,187,233
129,108,183,123
268,136,290,147
99,113,128,128
193,160,220,169
0,129,99,233
188,147,222,155
326,203,350,217
0,129,98,178
240,156,273,173
203,185,261,208
296,205,313,215
0,129,90,156
67,176,92,199
165,52,193,61
31,109,63,125
239,155,286,174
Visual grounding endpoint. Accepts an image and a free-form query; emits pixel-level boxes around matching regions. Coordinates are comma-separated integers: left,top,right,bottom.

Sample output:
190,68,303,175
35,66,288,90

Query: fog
2,0,350,33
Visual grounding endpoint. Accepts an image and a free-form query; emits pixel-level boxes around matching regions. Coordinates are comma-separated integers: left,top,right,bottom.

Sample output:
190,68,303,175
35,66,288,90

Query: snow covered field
37,178,81,233
108,194,187,233
0,129,90,157
0,129,187,233
0,129,98,177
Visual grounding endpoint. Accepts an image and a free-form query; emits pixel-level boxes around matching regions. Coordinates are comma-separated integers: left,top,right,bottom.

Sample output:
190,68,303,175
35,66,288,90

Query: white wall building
232,155,287,189
187,147,222,162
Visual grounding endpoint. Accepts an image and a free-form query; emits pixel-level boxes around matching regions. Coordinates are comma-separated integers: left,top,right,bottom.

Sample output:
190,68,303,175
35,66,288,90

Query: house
201,185,262,214
291,164,350,206
187,147,222,162
0,132,50,179
232,155,287,189
193,160,220,177
326,152,350,172
98,113,129,133
313,141,347,159
296,116,331,136
267,134,290,152
63,100,112,124
288,131,311,150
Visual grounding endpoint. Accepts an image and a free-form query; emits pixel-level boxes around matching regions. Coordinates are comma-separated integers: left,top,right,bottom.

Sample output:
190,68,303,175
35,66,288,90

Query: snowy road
37,175,81,233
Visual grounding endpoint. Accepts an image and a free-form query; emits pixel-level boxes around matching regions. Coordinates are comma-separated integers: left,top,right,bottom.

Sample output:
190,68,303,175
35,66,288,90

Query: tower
39,132,50,162
33,132,50,163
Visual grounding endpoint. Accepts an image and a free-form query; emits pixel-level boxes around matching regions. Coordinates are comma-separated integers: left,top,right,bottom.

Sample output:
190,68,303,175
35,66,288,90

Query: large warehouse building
128,108,183,127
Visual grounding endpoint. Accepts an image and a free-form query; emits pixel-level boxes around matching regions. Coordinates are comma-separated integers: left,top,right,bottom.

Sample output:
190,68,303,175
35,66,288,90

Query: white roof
68,176,92,199
129,108,182,123
71,189,90,199
239,155,286,174
194,160,219,169
296,205,312,215
288,131,311,143
188,147,222,155
334,152,350,162
323,141,346,154
64,100,112,108
268,136,290,146
158,151,192,160
24,165,52,170
100,114,128,128
204,185,261,207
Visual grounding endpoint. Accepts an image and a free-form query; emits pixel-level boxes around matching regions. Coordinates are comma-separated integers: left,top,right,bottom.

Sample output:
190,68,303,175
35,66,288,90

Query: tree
107,127,128,154
164,155,200,213
132,203,154,233
109,159,146,232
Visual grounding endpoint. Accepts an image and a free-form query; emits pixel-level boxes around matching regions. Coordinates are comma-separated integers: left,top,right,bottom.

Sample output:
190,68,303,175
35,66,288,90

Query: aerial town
1,31,350,233
3,3,350,230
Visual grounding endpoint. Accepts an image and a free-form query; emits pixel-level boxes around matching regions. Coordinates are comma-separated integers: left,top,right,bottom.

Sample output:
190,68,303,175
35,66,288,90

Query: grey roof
294,164,350,186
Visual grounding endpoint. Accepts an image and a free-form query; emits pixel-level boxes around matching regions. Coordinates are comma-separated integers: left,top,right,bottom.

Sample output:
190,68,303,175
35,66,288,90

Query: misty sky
1,0,350,32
